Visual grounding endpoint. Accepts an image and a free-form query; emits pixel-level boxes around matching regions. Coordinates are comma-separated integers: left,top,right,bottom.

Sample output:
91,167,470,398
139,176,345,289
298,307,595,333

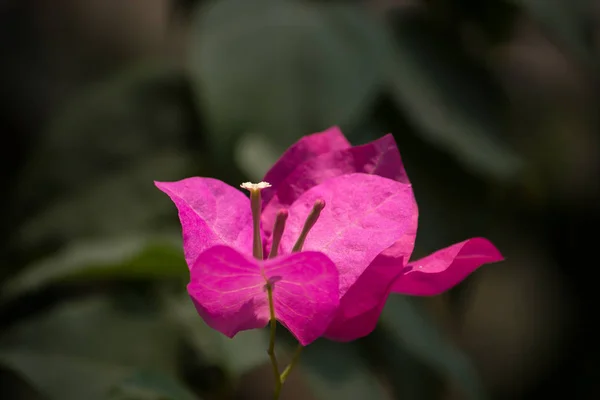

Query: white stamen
240,181,271,190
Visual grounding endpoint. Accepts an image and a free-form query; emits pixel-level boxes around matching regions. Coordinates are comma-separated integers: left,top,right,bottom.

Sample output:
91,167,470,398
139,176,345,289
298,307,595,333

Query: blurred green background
0,0,597,399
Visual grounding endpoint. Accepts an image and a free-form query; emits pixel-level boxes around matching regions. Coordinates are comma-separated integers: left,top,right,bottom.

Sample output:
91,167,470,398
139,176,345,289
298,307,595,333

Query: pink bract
155,126,503,345
155,178,253,268
188,245,339,346
391,237,503,296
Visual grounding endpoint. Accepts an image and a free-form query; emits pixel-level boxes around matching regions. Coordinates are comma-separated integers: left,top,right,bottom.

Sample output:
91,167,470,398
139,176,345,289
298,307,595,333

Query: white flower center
240,181,271,191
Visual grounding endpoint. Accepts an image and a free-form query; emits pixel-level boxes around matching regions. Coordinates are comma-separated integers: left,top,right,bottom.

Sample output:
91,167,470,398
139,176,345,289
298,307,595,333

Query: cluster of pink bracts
155,127,502,346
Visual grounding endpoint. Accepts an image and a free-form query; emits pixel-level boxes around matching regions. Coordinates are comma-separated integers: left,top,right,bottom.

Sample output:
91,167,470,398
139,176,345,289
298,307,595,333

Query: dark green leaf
108,370,199,400
510,0,593,65
300,340,388,400
386,8,522,180
162,293,270,377
13,63,199,253
189,0,387,152
2,235,187,302
381,296,487,400
0,296,180,400
363,327,440,400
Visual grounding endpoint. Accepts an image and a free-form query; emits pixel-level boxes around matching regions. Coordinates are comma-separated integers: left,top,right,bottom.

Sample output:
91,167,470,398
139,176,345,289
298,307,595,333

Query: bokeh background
1,0,598,399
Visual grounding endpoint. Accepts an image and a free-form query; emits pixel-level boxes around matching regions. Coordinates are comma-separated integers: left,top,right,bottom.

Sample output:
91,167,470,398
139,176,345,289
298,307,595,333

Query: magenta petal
261,126,350,206
325,247,407,341
187,246,269,338
325,297,387,342
262,134,410,236
264,251,339,346
155,178,253,269
281,173,418,297
187,245,339,345
392,237,504,296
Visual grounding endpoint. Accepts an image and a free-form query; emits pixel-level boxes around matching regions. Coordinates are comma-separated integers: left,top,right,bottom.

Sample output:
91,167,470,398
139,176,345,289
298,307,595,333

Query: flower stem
266,282,281,397
280,343,303,384
266,282,304,400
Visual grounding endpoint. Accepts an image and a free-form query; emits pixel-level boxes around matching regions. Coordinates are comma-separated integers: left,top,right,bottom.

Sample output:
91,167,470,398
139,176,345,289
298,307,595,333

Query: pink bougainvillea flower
156,126,503,345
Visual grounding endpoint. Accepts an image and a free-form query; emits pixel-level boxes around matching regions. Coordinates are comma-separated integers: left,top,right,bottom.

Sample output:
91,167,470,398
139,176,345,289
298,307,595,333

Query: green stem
267,282,304,400
273,344,303,400
266,283,281,398
280,343,303,384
